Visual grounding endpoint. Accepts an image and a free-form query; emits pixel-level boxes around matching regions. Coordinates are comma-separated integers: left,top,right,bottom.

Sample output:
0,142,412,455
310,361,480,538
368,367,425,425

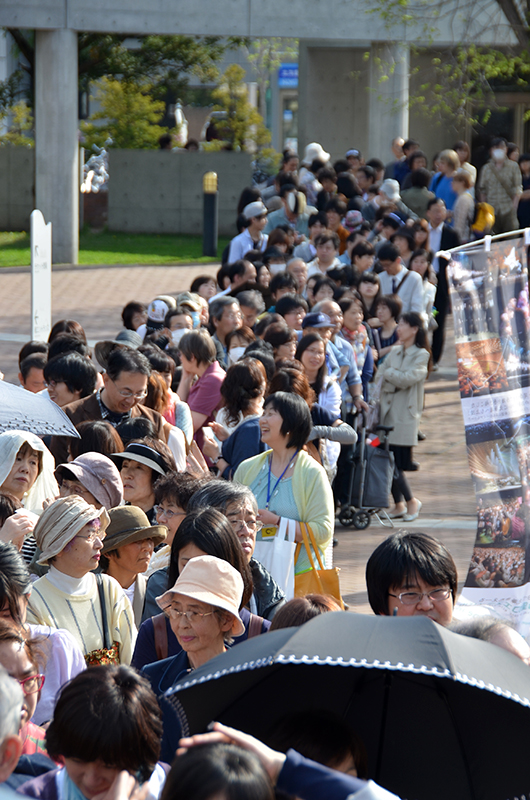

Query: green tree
80,78,171,150
0,100,33,146
210,63,271,151
245,38,298,120
365,0,530,131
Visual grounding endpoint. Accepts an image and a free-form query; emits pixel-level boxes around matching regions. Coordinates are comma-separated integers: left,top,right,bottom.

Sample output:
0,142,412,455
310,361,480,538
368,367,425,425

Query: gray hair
449,617,511,642
236,290,266,315
0,665,23,742
187,480,258,515
312,299,340,315
209,296,240,322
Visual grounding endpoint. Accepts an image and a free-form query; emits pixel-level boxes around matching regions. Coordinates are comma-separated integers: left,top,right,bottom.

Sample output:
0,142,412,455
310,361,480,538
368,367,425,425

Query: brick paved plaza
0,262,477,612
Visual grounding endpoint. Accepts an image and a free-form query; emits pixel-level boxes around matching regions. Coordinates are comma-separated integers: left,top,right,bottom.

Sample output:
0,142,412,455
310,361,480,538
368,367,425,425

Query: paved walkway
0,263,477,612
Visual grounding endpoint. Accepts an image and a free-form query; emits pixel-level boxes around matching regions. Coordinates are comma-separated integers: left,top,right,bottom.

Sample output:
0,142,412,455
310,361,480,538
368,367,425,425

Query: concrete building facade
0,0,522,263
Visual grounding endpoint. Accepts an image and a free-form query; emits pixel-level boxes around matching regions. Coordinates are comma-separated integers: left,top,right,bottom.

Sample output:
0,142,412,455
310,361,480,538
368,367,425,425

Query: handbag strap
295,523,326,571
153,613,168,661
247,613,265,638
96,574,111,650
490,165,514,201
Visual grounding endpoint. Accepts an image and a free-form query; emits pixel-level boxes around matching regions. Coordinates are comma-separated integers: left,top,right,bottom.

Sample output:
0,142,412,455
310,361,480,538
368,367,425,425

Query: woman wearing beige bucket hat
142,555,244,763
27,496,136,666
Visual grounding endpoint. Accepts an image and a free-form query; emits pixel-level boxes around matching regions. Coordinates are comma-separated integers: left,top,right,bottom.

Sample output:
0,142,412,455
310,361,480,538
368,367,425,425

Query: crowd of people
2,132,530,800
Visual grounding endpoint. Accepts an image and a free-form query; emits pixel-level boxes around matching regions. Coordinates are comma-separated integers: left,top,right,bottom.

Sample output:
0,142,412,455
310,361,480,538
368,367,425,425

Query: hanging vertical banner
449,233,530,639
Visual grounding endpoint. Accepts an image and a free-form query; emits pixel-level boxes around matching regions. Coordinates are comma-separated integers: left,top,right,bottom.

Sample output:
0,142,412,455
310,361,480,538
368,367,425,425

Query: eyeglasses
18,674,45,696
109,378,147,400
75,529,106,544
44,380,65,389
154,505,186,521
162,607,214,623
388,588,451,606
227,517,263,534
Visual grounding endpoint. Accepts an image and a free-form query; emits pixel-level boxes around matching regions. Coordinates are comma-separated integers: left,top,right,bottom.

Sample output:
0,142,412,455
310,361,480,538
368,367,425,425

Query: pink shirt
187,361,225,454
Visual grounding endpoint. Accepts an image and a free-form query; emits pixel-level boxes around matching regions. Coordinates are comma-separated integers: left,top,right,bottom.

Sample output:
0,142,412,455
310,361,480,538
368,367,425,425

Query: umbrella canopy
167,613,530,800
0,382,79,437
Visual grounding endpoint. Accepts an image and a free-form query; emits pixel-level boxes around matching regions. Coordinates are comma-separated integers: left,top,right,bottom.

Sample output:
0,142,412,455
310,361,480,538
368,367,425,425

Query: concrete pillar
368,42,409,163
35,29,78,264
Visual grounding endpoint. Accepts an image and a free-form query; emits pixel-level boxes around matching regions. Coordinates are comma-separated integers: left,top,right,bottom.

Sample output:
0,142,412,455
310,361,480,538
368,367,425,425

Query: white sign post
30,210,52,341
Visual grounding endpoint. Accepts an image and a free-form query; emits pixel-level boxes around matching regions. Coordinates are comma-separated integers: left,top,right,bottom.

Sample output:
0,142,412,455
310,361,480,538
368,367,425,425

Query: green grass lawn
0,229,230,267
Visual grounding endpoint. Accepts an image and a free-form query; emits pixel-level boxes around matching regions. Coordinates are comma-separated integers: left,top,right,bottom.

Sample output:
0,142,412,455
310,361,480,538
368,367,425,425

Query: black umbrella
166,613,530,800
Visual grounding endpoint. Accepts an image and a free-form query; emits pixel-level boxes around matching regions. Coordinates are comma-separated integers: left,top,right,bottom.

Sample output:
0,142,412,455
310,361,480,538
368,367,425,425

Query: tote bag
253,517,297,600
294,523,344,609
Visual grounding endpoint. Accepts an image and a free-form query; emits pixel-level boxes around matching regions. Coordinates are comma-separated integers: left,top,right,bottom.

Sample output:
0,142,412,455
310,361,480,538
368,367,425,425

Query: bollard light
203,171,219,256
203,171,218,193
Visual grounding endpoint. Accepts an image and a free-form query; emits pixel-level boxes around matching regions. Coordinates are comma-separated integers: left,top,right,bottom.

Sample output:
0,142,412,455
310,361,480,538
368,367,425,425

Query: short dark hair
314,232,340,250
381,215,402,232
190,276,216,294
121,301,146,331
70,420,124,460
427,197,445,212
18,340,48,369
242,341,276,380
269,594,342,631
308,212,328,228
115,418,156,447
262,247,287,267
139,344,175,376
47,334,90,361
178,330,217,366
313,277,337,297
357,165,376,182
46,666,162,783
275,294,308,317
376,294,402,320
106,347,151,382
263,322,297,351
167,508,253,607
220,358,266,427
228,260,248,281
19,352,47,380
324,198,347,216
44,352,98,398
410,168,431,189
491,136,507,149
351,241,375,259
377,242,400,263
270,272,298,296
262,392,311,450
164,307,193,330
317,167,336,183
365,531,458,616
0,542,31,624
154,472,208,509
403,138,419,153
48,320,87,344
161,743,274,800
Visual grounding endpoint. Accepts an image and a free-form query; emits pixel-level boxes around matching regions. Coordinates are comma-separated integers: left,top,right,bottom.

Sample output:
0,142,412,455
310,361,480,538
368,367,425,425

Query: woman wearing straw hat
100,506,167,626
26,496,136,666
142,554,244,762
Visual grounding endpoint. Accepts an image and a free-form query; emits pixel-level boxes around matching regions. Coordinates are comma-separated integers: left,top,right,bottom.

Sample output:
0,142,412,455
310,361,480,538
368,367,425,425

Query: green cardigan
234,450,334,559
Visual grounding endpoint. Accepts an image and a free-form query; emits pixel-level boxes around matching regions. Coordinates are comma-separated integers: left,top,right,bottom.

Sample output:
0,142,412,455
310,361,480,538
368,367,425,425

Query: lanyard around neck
266,450,298,509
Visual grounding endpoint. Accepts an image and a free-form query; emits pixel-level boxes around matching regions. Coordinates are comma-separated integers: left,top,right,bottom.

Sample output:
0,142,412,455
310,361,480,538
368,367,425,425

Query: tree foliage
245,38,298,119
364,0,530,131
0,100,33,146
209,64,272,151
80,78,173,150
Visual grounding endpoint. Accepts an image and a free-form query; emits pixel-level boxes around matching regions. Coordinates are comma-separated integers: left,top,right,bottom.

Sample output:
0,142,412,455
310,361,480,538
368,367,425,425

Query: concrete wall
107,150,252,236
0,146,35,230
0,0,518,45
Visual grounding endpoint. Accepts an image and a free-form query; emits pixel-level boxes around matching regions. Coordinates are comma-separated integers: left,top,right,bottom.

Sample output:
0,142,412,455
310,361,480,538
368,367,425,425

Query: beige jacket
378,344,429,447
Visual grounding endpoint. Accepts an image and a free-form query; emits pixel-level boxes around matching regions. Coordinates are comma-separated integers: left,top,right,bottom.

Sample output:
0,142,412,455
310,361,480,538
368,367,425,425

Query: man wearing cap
27,496,136,665
100,506,167,627
345,148,362,176
228,201,269,263
55,452,124,509
49,347,170,466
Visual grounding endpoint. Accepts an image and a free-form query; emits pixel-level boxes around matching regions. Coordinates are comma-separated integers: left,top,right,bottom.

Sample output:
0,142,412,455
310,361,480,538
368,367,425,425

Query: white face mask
269,262,286,275
492,148,506,161
228,346,246,364
171,328,189,346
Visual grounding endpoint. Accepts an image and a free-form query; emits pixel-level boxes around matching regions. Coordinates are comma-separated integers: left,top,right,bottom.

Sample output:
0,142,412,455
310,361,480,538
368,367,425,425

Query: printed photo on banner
456,338,509,398
466,545,525,588
467,437,521,492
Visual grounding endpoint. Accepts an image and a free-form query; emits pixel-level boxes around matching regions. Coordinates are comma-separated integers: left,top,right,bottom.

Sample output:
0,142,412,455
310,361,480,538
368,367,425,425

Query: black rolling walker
338,412,395,530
